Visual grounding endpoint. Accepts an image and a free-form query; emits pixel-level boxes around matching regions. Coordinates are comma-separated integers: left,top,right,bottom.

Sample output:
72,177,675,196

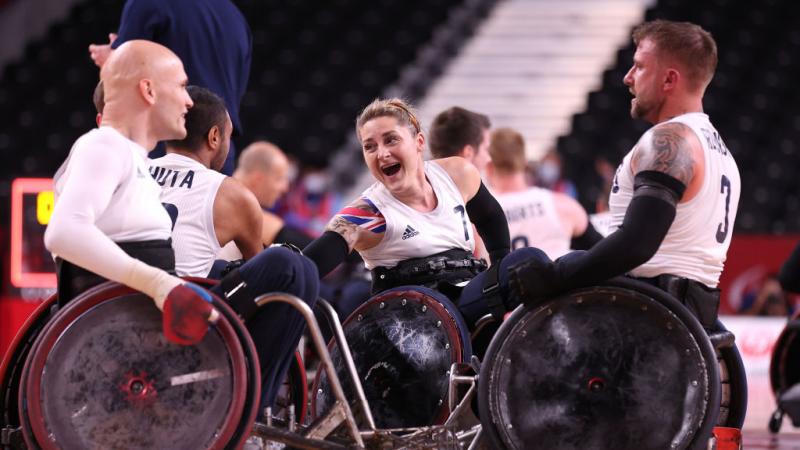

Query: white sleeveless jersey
494,187,571,259
608,112,741,287
53,127,172,242
358,161,474,270
149,153,226,277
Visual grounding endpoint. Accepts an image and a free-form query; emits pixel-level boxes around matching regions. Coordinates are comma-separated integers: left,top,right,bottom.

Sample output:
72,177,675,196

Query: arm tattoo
327,197,385,247
632,122,695,185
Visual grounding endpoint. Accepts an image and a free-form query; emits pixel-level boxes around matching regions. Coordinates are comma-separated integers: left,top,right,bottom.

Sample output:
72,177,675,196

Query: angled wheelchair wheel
769,309,800,431
1,293,58,441
312,285,471,429
478,277,720,450
715,320,747,429
18,281,259,450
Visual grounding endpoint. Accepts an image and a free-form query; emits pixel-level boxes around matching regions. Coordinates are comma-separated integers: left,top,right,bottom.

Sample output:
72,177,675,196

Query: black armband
274,225,313,249
570,221,603,250
303,231,350,278
466,182,510,265
634,170,686,207
779,242,800,293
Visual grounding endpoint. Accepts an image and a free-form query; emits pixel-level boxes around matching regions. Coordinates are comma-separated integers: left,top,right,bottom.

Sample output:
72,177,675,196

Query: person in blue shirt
89,0,252,175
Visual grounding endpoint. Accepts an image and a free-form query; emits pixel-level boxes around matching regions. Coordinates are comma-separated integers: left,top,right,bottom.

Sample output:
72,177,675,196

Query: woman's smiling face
359,115,425,194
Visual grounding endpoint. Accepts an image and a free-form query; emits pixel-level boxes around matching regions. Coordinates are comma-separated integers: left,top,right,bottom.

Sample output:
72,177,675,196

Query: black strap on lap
371,248,487,295
482,257,506,321
218,268,257,321
56,239,175,307
635,274,720,330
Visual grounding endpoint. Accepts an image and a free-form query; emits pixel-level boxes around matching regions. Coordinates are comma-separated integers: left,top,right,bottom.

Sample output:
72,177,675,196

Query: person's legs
211,246,319,408
458,247,551,327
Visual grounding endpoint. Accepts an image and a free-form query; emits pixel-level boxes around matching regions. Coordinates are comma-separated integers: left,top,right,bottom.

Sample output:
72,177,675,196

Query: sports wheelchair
1,277,745,449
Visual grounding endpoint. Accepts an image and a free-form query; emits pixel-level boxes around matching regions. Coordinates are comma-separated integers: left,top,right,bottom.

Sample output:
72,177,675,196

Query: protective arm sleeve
467,182,510,265
509,171,685,301
779,242,800,293
570,221,604,250
274,225,313,249
303,231,350,278
44,140,181,307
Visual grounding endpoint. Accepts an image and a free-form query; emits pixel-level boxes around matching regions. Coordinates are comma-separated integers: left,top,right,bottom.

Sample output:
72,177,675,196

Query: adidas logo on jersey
401,225,419,240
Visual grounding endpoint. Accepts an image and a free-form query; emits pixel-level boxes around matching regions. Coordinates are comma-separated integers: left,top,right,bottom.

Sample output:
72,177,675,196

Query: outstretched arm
511,122,699,299
303,197,384,278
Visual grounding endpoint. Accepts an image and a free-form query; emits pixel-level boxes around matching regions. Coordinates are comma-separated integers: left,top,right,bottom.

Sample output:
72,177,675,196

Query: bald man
45,40,215,345
47,45,319,410
232,141,312,248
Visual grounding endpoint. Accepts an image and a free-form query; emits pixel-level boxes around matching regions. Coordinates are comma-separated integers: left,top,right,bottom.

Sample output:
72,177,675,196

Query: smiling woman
303,97,546,328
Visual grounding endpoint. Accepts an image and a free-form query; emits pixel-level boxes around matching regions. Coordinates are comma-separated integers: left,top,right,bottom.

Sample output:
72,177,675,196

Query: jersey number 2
715,175,731,243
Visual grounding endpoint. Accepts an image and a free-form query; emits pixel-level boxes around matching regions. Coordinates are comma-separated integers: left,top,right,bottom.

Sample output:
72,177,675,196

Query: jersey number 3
715,175,731,243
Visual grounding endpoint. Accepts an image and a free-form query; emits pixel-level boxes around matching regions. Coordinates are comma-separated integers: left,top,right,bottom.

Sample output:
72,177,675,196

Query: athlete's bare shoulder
631,121,701,186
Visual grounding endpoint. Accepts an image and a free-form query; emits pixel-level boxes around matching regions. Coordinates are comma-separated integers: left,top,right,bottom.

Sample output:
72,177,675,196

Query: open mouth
381,163,401,176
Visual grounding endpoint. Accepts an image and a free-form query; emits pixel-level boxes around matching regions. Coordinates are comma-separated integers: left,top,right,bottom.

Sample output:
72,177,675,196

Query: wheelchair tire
478,277,721,450
18,281,258,450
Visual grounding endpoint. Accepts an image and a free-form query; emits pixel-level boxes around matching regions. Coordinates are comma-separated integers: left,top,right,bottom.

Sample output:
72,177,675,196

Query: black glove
508,248,561,305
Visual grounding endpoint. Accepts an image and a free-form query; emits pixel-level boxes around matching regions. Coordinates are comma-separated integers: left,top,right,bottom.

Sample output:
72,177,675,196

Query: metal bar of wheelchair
250,422,347,450
316,298,377,431
253,293,364,448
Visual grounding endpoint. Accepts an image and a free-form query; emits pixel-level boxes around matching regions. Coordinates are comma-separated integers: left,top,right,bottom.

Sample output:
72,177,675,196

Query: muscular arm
303,197,384,277
631,121,704,201
512,122,695,299
214,177,263,260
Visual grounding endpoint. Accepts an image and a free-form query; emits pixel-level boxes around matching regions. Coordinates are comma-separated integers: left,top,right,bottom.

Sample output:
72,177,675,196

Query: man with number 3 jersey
510,19,741,330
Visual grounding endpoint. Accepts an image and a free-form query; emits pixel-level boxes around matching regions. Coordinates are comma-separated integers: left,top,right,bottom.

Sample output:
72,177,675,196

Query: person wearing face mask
303,98,544,327
535,148,578,199
279,166,344,238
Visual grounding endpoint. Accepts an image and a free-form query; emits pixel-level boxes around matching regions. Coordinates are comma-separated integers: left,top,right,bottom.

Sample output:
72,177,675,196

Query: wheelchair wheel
715,320,747,429
1,293,58,442
17,281,259,450
312,285,471,429
478,277,720,450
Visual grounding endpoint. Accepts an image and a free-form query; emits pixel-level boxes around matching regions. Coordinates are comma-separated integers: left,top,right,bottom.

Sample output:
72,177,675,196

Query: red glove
162,282,215,345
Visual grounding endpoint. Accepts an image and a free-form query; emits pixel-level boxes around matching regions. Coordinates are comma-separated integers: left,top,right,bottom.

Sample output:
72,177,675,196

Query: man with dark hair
428,106,492,174
511,19,740,332
149,85,320,411
150,86,262,277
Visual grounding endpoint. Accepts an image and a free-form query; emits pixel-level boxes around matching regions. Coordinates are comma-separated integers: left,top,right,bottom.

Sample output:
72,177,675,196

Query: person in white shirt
150,86,263,277
510,20,741,331
486,127,601,259
303,98,544,326
45,40,214,345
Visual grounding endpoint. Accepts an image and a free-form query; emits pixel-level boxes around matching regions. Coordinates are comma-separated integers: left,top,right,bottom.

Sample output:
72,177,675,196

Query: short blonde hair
489,128,526,173
355,98,421,140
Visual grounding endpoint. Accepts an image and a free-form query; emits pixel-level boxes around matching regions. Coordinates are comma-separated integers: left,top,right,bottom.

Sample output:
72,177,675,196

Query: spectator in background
486,127,602,258
535,148,578,199
279,166,343,238
88,0,252,175
740,274,792,316
428,106,491,176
